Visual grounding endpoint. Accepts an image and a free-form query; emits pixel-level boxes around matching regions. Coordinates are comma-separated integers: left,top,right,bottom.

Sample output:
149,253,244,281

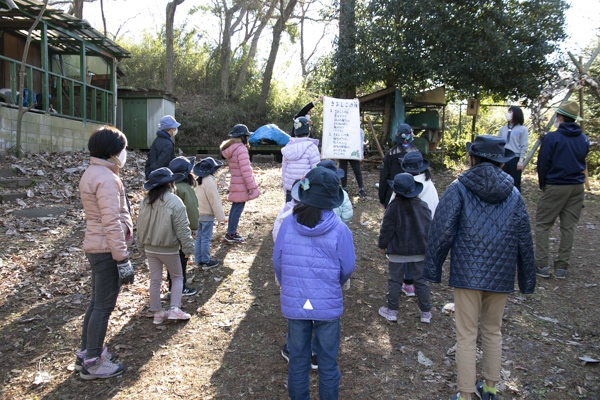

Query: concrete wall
0,106,103,153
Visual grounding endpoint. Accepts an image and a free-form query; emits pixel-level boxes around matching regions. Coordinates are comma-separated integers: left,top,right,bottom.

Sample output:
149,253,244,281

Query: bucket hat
401,151,430,174
316,160,344,178
293,117,311,136
294,167,345,209
394,123,414,148
168,156,195,182
193,157,223,177
143,167,183,190
467,135,515,163
387,173,423,198
229,124,252,137
555,100,582,121
158,115,180,131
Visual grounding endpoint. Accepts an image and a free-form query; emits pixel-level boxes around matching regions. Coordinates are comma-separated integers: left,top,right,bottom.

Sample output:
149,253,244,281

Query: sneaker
182,286,197,296
202,259,220,270
536,267,550,278
153,310,169,325
358,188,367,198
420,311,432,324
75,348,117,372
224,233,246,244
167,307,191,321
402,283,416,297
475,382,497,400
281,344,290,363
80,348,125,380
378,306,398,321
554,268,567,279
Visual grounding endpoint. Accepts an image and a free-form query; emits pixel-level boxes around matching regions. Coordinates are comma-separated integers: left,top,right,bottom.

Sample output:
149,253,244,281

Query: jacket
137,191,195,257
333,190,353,223
220,139,261,203
145,130,175,178
378,146,418,206
281,137,321,192
175,181,199,231
273,210,356,320
379,196,431,255
195,175,226,221
79,157,132,261
537,122,589,189
423,163,536,294
498,124,529,158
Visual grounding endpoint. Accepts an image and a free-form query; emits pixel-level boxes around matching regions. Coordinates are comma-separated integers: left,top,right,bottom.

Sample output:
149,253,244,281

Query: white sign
321,96,362,160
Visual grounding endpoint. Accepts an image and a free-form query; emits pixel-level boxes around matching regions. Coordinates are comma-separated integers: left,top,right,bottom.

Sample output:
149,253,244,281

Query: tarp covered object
248,124,291,146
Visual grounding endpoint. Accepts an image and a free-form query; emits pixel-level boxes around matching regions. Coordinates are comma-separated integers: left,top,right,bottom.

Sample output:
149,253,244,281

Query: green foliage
581,41,600,177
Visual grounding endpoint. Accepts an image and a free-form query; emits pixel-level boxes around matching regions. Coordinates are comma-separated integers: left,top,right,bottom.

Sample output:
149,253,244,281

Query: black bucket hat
193,157,223,177
143,167,183,190
388,173,423,198
467,135,515,163
295,167,345,209
401,151,430,174
229,124,252,137
168,156,195,182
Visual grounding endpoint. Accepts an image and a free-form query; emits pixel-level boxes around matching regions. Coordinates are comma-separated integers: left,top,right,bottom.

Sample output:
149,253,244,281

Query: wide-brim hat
387,173,423,198
143,167,184,190
229,124,252,137
296,167,345,209
316,160,344,178
159,115,180,131
401,151,430,173
168,156,195,182
467,134,515,163
193,157,223,177
555,100,583,121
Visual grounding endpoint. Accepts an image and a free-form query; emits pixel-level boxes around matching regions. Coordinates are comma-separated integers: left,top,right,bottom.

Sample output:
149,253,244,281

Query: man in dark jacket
423,135,536,400
144,115,179,179
535,100,589,280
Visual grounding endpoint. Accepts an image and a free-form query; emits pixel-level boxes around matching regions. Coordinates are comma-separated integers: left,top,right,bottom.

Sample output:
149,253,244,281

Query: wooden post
366,116,385,159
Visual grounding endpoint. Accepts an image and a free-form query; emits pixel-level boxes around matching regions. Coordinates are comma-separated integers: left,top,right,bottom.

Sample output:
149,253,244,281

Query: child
220,124,261,243
281,117,321,202
317,160,353,224
168,156,199,295
273,167,356,399
378,173,432,324
137,167,195,325
193,157,227,270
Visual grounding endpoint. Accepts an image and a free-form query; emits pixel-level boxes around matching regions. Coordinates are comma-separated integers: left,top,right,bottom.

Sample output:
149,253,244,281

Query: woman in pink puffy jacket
220,124,261,243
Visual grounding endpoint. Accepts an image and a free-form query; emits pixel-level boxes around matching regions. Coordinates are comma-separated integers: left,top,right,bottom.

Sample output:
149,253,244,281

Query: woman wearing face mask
144,115,179,179
498,106,529,192
77,126,134,379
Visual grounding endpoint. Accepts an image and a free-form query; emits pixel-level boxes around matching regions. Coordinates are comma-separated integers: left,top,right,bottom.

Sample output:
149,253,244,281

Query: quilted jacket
145,130,175,178
273,210,356,320
281,137,321,192
423,162,536,294
220,139,261,203
79,157,132,262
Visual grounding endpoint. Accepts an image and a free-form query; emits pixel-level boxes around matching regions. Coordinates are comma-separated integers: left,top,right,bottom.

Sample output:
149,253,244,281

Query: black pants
338,159,364,189
502,157,522,192
168,249,188,291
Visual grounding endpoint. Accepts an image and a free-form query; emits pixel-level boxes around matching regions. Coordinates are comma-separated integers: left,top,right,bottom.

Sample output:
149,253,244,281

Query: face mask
116,149,127,168
172,128,178,137
505,112,513,122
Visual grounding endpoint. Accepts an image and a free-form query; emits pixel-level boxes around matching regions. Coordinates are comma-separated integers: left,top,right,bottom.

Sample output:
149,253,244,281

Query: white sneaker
80,348,125,380
168,307,191,321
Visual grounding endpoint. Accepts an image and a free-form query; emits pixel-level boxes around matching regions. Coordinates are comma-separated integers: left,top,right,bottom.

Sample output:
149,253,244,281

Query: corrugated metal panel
147,98,176,149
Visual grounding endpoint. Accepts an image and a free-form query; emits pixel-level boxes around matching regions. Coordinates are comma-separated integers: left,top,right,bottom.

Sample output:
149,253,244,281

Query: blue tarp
248,124,291,146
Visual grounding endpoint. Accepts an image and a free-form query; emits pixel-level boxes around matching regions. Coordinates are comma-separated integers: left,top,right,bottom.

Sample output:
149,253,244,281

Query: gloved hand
116,259,135,285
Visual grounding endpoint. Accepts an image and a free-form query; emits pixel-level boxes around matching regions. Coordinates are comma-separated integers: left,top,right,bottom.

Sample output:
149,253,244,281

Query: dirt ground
0,150,599,400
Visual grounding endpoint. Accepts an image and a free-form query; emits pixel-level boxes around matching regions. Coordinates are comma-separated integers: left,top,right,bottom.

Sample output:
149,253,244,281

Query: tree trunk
220,0,246,99
336,0,356,99
17,0,49,158
256,0,298,115
165,0,185,94
233,0,277,97
100,0,107,36
68,0,83,19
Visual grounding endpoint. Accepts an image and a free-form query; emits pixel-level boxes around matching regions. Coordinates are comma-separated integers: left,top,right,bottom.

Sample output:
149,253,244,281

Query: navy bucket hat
228,124,252,137
467,135,515,163
316,160,345,178
193,157,223,177
401,151,430,174
387,173,423,198
143,167,183,190
294,167,345,209
168,156,195,182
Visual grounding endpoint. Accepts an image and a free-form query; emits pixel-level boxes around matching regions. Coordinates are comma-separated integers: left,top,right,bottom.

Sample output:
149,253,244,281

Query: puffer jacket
281,138,321,191
423,163,536,294
137,192,194,257
79,157,132,261
273,210,356,320
145,130,175,178
220,139,261,203
333,190,353,223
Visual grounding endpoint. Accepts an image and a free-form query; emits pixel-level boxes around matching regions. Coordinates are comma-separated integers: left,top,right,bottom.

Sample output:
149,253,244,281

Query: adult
378,123,418,206
424,135,536,400
77,126,134,379
291,95,323,136
144,115,179,179
535,100,589,280
338,127,367,198
497,105,529,192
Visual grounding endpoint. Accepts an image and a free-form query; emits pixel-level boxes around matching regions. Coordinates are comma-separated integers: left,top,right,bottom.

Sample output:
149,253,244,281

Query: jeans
195,220,215,264
502,157,522,192
227,202,246,235
387,261,431,312
81,253,120,359
287,319,341,400
338,159,364,189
